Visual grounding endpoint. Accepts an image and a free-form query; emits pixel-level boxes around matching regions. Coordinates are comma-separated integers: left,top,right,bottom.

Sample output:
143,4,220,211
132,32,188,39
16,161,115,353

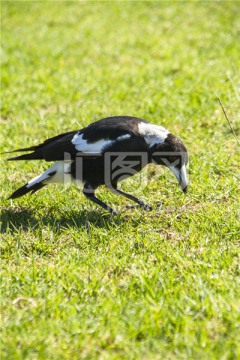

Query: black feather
6,117,149,162
80,116,148,142
7,130,78,161
9,182,46,199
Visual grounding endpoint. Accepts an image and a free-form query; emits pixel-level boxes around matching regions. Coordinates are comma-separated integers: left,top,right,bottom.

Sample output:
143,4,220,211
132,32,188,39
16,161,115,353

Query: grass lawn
1,1,240,359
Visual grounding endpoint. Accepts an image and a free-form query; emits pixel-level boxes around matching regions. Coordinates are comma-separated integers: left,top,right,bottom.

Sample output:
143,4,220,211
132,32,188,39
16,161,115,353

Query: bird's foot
110,208,119,216
125,203,153,211
139,202,153,211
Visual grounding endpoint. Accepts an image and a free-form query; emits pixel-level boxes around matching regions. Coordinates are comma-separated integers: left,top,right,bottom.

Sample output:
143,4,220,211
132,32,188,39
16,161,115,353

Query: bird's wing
7,131,79,161
7,116,149,162
71,116,150,153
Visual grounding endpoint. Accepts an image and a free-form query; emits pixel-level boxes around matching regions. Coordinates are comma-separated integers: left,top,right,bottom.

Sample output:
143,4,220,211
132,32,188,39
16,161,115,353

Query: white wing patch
71,133,131,153
138,122,169,148
116,134,131,142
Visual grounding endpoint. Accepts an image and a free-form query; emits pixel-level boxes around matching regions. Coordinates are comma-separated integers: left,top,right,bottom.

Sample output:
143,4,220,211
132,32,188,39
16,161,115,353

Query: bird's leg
107,184,152,211
83,183,118,215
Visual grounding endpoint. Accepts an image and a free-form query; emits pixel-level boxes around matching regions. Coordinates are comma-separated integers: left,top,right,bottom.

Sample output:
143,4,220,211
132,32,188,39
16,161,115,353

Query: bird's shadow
0,206,126,234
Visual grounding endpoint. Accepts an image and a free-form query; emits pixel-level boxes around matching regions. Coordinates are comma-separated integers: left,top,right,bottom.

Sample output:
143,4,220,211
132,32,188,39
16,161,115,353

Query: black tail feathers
9,182,46,199
7,152,40,161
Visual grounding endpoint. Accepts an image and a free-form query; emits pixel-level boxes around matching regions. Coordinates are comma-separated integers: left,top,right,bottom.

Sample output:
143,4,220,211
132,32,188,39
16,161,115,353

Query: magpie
7,116,188,215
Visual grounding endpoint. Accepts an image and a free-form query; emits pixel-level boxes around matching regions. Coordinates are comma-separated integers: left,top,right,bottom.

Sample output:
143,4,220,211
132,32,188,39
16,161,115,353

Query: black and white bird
7,116,188,215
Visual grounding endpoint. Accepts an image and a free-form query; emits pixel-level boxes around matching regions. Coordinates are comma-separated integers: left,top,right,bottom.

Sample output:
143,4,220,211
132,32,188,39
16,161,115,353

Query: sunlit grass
1,1,239,359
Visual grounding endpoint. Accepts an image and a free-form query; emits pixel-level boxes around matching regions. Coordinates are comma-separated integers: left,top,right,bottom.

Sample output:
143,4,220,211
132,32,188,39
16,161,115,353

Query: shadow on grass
0,207,125,234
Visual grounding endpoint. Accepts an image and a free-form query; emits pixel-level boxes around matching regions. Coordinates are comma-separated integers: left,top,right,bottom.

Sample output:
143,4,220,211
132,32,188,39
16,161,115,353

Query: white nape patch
71,133,131,153
27,161,73,188
138,122,169,148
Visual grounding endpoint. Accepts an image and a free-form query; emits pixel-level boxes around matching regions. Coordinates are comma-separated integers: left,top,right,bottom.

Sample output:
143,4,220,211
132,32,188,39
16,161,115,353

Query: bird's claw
140,203,153,211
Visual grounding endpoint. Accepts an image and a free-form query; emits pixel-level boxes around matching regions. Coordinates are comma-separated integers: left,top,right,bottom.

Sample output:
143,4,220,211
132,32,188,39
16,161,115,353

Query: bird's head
151,134,189,193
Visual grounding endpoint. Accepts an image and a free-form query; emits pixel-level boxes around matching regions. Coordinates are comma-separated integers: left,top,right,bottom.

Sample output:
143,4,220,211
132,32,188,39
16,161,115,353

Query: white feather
138,122,169,147
71,133,131,153
27,161,73,188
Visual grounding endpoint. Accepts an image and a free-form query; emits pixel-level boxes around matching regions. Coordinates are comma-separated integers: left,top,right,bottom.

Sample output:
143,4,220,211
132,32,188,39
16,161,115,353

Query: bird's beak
169,164,188,193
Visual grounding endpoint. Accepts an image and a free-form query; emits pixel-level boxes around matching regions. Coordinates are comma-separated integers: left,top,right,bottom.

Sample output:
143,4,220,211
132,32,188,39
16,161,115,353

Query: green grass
1,1,240,359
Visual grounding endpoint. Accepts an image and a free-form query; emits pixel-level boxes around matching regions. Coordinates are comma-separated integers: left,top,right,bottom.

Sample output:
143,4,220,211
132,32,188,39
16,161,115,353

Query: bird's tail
9,182,46,199
8,164,59,200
